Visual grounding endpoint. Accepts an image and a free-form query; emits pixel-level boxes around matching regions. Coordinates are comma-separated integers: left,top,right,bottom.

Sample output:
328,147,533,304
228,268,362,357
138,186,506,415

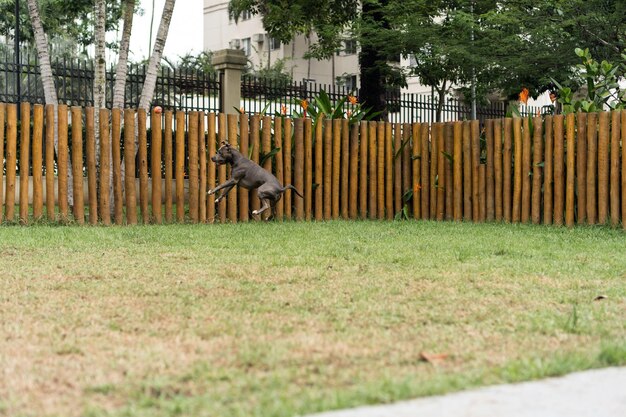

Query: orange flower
239,107,245,114
519,87,529,105
281,105,287,115
300,99,308,111
347,110,352,118
413,183,422,193
348,95,358,105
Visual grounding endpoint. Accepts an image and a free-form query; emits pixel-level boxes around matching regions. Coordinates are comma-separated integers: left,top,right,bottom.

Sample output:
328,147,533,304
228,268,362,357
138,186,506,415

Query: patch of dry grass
0,222,625,417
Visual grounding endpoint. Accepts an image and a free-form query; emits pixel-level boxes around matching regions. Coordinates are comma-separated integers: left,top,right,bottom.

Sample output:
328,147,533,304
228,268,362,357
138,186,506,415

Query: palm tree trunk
94,0,106,167
113,0,135,109
26,0,73,206
138,0,176,111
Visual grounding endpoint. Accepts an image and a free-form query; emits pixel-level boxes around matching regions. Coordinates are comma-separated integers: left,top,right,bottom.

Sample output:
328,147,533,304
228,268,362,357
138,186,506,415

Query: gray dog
208,142,303,219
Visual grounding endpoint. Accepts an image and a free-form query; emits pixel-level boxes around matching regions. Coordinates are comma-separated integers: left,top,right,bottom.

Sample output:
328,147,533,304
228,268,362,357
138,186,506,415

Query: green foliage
248,58,293,85
291,89,379,126
0,0,125,51
551,48,626,114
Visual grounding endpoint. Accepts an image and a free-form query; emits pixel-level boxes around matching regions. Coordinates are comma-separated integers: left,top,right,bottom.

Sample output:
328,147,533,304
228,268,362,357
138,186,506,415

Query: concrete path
305,367,626,417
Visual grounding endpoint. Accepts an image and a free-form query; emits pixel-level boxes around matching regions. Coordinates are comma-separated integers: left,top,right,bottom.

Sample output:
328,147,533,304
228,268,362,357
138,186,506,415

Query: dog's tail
282,184,304,198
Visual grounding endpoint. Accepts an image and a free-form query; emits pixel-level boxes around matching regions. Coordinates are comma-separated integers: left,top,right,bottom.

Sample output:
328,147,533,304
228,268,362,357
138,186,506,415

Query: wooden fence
1,102,625,228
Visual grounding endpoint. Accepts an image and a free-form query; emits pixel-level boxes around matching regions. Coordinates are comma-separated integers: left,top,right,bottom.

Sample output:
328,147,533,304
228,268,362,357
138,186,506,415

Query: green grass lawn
1,221,625,417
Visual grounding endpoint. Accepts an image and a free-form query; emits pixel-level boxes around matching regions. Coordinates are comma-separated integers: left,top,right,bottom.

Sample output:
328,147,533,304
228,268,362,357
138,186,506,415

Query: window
241,10,252,20
241,38,251,56
345,74,358,91
269,37,280,51
343,39,357,55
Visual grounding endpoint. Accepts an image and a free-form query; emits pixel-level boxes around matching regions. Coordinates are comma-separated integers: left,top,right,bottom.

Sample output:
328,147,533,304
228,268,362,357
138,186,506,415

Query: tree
94,0,106,166
112,0,136,109
138,0,177,111
228,0,396,118
1,0,123,52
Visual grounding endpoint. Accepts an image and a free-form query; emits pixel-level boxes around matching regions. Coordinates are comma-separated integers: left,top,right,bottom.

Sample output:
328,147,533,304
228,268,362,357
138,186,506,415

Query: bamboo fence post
521,117,532,223
227,113,237,223
283,118,292,219
206,113,216,223
503,118,512,222
412,123,422,220
198,113,206,223
430,123,439,219
543,116,552,224
444,122,453,220
111,108,123,224
420,123,430,219
403,123,412,218
586,113,597,225
453,121,462,221
45,105,55,220
164,110,173,223
368,121,378,219
368,121,377,219
175,111,185,223
124,109,137,225
85,107,97,225
332,118,341,219
577,113,587,223
57,105,69,220
437,123,445,221
494,119,503,221
99,109,111,225
305,118,313,220
471,120,480,222
151,111,163,224
485,119,494,221
32,104,44,221
261,115,271,218
218,113,227,222
314,115,324,220
553,115,564,226
565,114,575,227
71,106,84,224
250,115,261,216
138,109,149,223
479,165,486,222
323,118,333,220
385,122,393,220
377,121,385,220
597,111,609,224
240,113,250,221
294,118,305,220
512,117,522,223
393,123,402,216
341,118,350,219
188,112,199,223
462,121,472,221
19,102,31,224
349,123,359,219
5,104,16,222
0,104,4,222
622,111,626,229
531,116,543,224
610,111,621,227
359,121,368,219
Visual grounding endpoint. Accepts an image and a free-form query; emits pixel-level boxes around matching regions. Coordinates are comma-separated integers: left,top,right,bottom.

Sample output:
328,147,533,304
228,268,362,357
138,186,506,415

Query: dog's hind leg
252,199,270,216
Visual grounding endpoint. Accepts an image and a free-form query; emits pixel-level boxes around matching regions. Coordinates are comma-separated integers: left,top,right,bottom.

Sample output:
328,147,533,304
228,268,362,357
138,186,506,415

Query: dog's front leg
208,178,237,196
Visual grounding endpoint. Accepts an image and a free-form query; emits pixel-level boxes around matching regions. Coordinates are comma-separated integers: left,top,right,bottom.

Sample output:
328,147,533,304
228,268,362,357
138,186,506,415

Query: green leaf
260,148,281,165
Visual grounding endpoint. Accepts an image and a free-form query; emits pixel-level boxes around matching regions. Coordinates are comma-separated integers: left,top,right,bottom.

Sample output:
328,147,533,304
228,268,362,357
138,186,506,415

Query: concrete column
212,49,247,114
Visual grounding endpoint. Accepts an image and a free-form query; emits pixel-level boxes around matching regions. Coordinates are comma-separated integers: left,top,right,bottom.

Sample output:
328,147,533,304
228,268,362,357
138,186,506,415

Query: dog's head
211,142,233,165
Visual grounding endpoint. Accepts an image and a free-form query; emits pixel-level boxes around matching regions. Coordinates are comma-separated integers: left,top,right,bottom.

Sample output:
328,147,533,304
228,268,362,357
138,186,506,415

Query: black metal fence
241,76,540,123
0,51,221,112
0,48,542,122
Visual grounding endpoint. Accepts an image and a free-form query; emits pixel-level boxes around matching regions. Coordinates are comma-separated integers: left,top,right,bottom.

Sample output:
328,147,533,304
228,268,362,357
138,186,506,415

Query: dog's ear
221,141,226,146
